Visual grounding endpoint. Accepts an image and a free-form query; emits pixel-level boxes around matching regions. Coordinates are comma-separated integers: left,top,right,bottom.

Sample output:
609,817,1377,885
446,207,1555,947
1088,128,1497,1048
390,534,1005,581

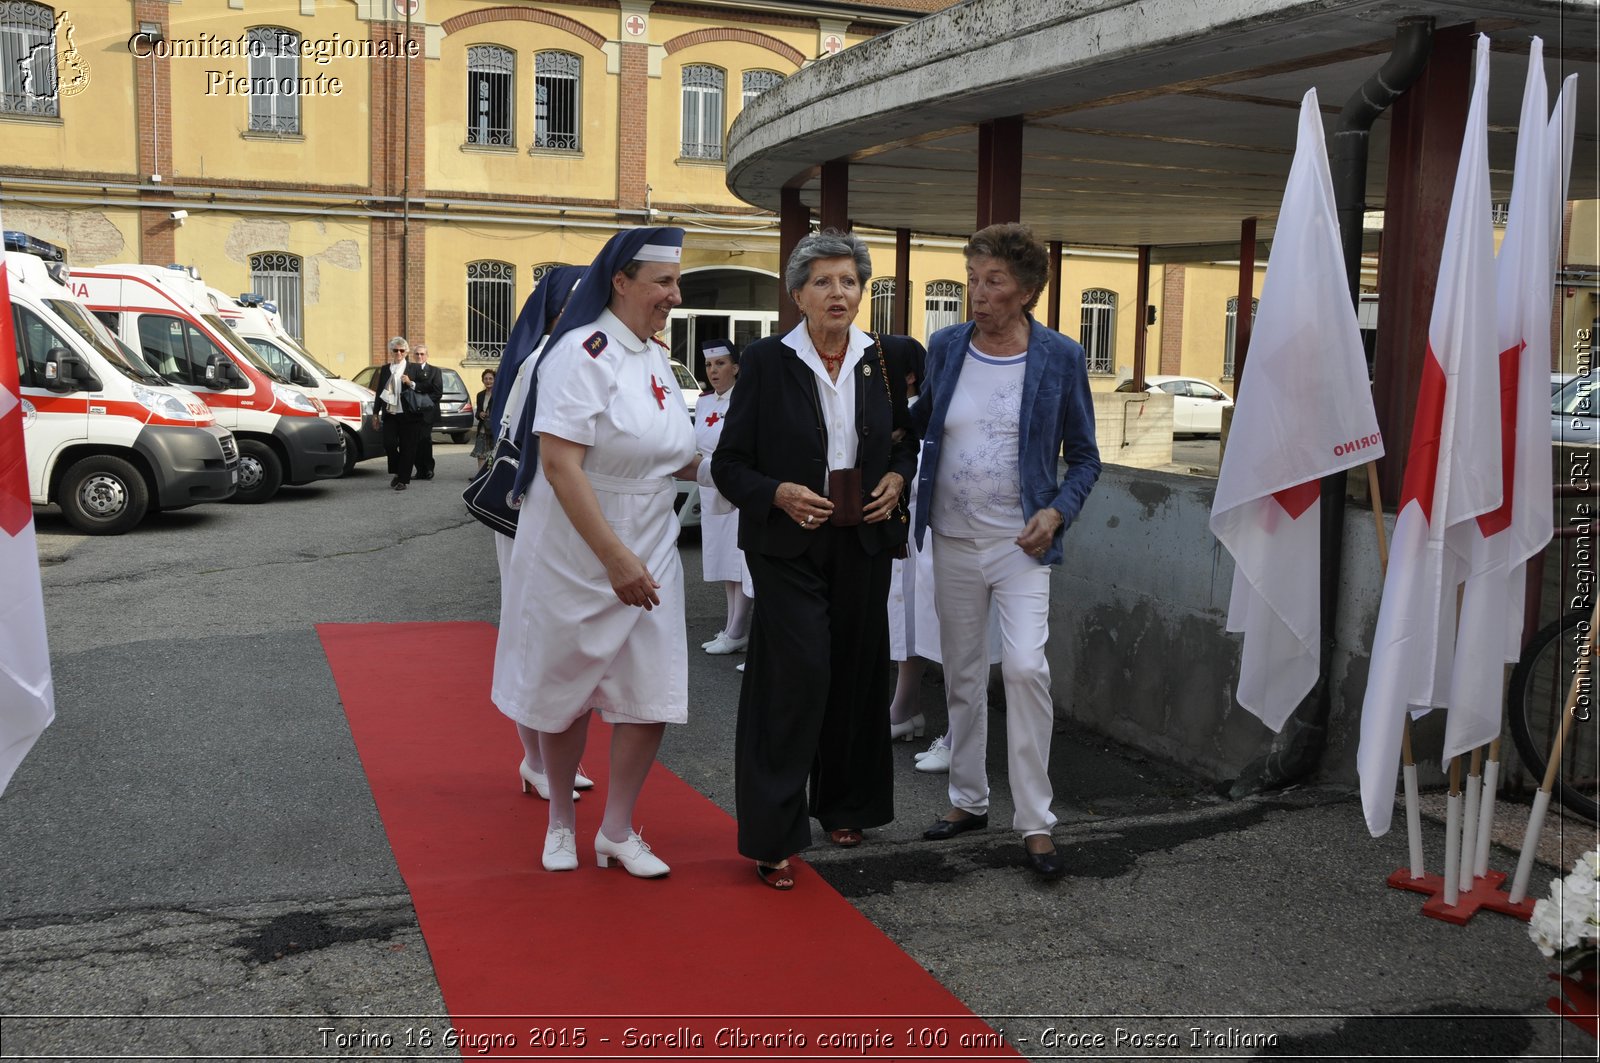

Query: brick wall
368,17,427,363
618,44,649,209
1158,264,1185,375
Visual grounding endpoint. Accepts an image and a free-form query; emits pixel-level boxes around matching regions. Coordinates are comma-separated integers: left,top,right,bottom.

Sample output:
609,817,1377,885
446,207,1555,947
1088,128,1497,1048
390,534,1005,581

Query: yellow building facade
4,0,1589,408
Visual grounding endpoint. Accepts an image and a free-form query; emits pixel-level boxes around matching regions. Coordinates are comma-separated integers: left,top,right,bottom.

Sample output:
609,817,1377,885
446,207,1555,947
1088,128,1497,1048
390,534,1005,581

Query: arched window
247,27,300,134
466,45,514,147
869,278,896,335
1223,296,1258,380
0,1,56,117
1079,288,1117,375
468,261,515,362
924,280,964,336
249,252,303,340
534,50,580,151
741,69,783,109
681,64,724,160
531,262,571,287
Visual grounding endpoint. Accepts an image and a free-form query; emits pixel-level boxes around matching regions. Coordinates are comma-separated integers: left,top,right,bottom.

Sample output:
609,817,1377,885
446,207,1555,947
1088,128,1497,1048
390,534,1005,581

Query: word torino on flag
0,209,56,797
1209,87,1382,733
1357,34,1501,838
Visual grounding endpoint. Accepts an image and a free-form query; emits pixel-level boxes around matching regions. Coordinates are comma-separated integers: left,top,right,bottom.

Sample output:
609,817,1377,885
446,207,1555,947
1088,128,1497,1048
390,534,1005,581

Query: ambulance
206,287,380,475
71,263,345,503
5,232,238,534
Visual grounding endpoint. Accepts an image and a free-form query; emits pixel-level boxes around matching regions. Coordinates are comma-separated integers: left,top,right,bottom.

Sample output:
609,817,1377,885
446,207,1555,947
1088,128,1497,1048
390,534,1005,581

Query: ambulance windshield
45,298,165,385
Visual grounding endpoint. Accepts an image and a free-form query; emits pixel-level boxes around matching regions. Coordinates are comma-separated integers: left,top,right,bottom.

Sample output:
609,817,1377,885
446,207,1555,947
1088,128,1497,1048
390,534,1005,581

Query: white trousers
931,531,1057,835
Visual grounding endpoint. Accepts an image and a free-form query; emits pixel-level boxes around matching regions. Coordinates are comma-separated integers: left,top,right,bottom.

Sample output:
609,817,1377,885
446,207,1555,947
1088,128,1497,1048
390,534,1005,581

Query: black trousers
413,419,435,476
381,412,420,482
736,525,894,862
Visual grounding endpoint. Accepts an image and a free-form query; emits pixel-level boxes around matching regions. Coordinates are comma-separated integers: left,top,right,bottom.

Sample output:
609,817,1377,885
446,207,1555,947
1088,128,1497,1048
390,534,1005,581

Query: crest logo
16,10,89,106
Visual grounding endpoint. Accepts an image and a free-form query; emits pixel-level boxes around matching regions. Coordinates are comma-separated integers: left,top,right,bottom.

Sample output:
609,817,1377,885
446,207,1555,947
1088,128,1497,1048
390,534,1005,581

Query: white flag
1209,88,1383,732
1358,34,1501,836
1444,38,1550,762
0,208,56,796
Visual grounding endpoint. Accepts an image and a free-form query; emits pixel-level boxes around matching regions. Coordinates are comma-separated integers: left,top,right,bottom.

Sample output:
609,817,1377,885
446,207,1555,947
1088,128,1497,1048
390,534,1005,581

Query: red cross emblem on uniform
650,374,669,409
705,411,720,427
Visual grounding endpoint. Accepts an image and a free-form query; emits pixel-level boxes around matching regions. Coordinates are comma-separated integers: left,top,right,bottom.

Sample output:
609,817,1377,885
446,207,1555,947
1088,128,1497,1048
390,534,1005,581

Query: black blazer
371,361,413,417
410,360,444,424
712,331,920,559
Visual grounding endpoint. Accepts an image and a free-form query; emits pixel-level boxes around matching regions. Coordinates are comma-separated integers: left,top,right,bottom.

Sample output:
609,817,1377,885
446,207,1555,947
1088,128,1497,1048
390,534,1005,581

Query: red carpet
319,622,1013,1058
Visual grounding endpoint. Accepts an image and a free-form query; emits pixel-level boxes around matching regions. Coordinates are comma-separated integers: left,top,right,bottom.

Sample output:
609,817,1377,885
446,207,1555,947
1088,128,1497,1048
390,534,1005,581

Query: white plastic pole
1402,763,1425,877
1442,791,1462,907
1459,769,1481,891
1474,756,1499,877
1508,788,1551,904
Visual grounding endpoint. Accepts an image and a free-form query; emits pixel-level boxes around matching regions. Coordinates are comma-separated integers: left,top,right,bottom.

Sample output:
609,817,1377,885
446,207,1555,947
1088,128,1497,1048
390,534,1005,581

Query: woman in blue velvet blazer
908,222,1101,879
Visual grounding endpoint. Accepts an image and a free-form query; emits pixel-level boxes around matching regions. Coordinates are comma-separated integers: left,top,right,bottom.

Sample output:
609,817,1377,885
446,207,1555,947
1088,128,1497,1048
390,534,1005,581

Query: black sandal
755,862,795,890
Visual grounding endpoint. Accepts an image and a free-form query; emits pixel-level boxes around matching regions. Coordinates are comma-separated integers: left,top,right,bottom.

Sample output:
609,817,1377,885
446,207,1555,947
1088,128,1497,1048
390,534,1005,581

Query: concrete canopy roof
726,0,1599,251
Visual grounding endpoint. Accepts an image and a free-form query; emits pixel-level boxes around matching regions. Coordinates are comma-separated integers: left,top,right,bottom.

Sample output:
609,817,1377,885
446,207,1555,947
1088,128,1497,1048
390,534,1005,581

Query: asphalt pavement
1,444,1594,1061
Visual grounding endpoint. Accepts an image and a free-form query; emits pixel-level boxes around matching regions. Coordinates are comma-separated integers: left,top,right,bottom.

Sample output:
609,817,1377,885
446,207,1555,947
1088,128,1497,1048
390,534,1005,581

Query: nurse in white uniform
692,339,753,656
492,227,699,879
482,266,594,801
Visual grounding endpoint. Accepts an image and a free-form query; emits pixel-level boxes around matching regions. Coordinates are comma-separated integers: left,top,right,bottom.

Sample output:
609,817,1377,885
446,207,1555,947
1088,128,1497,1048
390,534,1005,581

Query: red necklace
816,342,848,372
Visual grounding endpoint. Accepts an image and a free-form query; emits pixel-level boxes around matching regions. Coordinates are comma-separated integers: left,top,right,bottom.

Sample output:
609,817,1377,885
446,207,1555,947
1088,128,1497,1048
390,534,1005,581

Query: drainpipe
1230,18,1433,797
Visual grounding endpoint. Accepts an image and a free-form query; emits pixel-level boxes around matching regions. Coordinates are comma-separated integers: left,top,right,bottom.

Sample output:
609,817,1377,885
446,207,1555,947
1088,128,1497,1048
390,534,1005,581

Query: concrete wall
1047,464,1391,787
1090,390,1174,468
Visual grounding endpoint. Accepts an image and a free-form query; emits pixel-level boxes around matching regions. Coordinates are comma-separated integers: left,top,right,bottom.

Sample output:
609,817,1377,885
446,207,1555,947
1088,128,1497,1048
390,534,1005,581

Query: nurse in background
693,338,752,658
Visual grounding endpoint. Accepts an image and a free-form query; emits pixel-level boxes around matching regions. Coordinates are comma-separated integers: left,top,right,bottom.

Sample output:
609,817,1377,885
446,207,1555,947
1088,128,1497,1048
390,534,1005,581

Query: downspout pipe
1231,17,1433,797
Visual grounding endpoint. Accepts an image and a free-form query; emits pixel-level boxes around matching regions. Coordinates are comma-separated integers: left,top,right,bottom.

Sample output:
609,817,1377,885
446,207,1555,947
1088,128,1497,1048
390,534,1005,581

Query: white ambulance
71,263,345,503
5,232,238,534
206,288,380,475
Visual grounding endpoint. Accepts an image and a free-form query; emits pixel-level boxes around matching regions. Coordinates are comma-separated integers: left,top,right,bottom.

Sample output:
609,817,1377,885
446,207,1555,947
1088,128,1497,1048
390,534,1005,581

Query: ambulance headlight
272,383,318,413
132,383,196,421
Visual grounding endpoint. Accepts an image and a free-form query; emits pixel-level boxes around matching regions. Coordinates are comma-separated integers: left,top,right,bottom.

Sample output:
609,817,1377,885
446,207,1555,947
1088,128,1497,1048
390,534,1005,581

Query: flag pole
1458,746,1483,891
1473,736,1500,877
1507,595,1599,903
1366,460,1427,878
1442,757,1463,906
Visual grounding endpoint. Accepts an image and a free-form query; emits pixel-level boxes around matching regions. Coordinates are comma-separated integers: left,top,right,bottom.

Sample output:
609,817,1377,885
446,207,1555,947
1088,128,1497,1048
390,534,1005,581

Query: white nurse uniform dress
692,386,751,586
492,308,697,730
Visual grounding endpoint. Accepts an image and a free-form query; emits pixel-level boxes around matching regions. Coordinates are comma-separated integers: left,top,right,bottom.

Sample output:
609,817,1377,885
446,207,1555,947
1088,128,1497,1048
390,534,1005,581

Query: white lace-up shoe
703,633,749,655
594,829,670,878
542,826,578,871
914,736,951,774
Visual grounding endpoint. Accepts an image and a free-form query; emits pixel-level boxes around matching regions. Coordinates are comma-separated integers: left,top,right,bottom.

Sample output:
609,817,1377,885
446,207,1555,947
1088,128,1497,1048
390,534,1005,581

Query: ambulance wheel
231,439,283,504
59,454,148,535
340,427,359,475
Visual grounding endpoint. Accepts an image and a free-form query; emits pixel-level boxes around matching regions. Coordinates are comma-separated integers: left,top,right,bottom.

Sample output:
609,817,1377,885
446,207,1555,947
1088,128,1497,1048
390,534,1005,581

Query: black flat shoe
393,481,407,491
1025,842,1066,880
923,812,987,841
416,472,433,480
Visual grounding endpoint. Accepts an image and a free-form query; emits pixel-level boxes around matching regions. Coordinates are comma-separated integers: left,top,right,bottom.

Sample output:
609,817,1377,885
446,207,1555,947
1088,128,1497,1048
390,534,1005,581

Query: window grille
533,51,580,150
870,278,895,335
741,69,783,109
249,252,304,340
1079,288,1117,375
0,2,57,117
681,64,724,160
1222,296,1258,380
924,280,964,336
468,261,515,362
466,45,514,147
247,27,300,134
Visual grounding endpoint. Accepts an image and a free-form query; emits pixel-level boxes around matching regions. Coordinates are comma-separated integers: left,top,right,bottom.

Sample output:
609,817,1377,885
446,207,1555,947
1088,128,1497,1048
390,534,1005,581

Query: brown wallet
826,468,864,527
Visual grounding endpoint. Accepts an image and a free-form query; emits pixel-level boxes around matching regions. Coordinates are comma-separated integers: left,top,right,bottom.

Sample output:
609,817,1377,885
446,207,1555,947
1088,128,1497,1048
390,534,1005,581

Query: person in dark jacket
408,343,444,479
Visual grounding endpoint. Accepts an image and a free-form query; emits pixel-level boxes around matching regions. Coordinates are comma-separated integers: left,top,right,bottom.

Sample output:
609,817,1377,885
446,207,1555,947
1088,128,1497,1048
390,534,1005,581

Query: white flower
1529,851,1600,958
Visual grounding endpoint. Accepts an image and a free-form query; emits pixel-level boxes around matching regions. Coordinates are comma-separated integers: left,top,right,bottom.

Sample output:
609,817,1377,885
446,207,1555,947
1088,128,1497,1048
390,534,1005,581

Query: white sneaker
542,826,578,871
594,828,670,878
704,633,749,655
700,630,726,650
915,738,951,774
914,734,948,760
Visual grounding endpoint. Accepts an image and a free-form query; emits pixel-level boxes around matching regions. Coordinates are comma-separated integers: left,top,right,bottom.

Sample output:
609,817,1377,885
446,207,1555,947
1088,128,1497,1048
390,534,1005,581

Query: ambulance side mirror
205,355,246,390
44,347,100,393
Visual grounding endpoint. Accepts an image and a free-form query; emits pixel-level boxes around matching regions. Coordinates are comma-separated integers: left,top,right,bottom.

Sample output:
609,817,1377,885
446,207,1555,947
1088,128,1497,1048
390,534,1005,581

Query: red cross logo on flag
650,374,668,410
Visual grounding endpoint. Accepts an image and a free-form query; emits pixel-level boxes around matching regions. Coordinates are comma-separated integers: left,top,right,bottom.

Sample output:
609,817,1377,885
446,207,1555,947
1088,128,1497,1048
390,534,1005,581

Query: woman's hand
863,471,905,523
774,481,832,530
1016,507,1064,558
671,455,703,481
604,549,661,610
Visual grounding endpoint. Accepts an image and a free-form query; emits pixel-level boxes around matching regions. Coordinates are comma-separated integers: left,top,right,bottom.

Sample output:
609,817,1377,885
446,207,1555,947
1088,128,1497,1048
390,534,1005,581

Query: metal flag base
1385,868,1536,924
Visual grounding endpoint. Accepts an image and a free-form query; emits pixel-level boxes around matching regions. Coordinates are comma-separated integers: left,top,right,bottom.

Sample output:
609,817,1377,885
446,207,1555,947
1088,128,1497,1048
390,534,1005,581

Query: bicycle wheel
1508,609,1598,822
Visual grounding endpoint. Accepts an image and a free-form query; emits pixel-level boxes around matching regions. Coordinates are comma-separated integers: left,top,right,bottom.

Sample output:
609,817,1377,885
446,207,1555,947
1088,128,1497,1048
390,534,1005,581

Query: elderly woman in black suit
712,229,921,890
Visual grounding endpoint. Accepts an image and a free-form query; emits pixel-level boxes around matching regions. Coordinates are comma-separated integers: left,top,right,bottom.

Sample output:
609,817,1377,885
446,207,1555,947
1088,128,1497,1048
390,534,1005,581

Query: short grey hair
388,336,409,351
784,229,873,294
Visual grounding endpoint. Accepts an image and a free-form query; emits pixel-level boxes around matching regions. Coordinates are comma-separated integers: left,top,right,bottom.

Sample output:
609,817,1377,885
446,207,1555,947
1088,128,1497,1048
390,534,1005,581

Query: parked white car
1114,374,1234,437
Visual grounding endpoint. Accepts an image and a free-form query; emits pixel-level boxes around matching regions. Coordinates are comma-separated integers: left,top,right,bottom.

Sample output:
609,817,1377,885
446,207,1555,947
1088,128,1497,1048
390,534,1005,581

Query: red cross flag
1208,88,1383,732
1358,35,1502,836
0,208,56,797
1445,39,1555,762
